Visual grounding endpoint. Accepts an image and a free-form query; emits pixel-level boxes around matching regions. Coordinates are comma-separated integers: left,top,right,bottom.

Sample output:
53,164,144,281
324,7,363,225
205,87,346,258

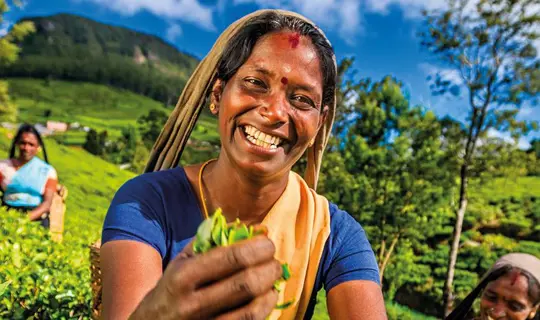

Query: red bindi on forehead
288,33,300,48
281,77,288,85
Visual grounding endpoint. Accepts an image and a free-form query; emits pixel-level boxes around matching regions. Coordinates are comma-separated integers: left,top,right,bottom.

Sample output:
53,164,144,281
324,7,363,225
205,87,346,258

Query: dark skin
10,132,54,221
479,272,538,320
101,31,387,319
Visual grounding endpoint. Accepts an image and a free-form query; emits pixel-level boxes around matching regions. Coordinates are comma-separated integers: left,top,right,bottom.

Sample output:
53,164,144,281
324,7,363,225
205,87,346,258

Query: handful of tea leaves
193,208,294,310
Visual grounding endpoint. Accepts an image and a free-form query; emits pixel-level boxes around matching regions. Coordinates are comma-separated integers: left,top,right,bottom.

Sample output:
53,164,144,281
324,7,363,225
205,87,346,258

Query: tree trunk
379,233,400,284
379,239,386,262
442,163,469,317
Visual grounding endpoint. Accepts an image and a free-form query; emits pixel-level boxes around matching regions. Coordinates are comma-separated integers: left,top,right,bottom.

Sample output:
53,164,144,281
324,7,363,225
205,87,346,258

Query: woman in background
0,123,58,228
446,253,539,320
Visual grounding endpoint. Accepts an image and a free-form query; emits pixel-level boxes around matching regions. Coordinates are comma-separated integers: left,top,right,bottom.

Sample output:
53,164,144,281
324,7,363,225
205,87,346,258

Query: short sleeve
44,167,58,193
101,176,167,258
323,204,380,293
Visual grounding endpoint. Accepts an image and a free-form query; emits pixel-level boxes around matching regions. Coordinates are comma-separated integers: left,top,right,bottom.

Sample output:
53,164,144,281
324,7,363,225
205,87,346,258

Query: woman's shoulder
326,202,366,235
114,166,191,202
0,159,12,169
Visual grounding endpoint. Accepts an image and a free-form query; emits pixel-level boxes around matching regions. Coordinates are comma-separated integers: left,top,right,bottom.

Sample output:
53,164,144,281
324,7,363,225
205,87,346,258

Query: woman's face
17,132,40,162
213,31,327,178
480,271,538,320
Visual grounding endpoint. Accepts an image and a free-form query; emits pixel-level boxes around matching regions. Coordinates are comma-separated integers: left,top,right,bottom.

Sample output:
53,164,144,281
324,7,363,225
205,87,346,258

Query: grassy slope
8,78,167,137
8,78,218,144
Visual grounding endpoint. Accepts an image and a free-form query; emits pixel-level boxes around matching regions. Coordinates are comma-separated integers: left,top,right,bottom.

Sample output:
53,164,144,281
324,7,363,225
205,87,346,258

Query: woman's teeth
243,125,282,150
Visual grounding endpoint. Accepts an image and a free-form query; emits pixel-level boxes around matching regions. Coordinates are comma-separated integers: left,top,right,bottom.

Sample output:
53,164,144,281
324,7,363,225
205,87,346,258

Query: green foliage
320,71,456,301
83,129,107,156
137,109,169,149
0,0,35,122
0,209,93,319
311,291,436,320
0,13,199,104
192,209,294,310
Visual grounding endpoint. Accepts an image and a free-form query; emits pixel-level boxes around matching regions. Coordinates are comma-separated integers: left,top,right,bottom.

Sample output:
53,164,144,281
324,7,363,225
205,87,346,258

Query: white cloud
487,128,531,150
166,23,182,42
79,0,215,30
364,0,478,19
0,20,11,37
419,62,463,85
233,0,362,43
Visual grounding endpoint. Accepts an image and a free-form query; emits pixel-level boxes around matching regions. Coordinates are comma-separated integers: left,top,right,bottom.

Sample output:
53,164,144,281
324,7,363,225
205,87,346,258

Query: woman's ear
210,79,225,114
317,105,329,131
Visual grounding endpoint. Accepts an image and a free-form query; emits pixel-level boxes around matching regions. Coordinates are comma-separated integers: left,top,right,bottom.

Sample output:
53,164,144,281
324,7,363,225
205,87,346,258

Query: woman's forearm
28,202,51,221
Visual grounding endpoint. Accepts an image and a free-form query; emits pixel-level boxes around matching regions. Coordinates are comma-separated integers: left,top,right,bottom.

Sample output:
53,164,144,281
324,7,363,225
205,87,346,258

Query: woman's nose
488,304,507,319
259,95,288,125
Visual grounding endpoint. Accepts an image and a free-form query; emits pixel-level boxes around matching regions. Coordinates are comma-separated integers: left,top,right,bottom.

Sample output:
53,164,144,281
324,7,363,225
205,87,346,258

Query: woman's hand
129,235,282,320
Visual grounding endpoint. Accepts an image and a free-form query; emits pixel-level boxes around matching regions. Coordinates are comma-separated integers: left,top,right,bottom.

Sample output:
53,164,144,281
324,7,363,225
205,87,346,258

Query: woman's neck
12,157,32,168
201,156,289,225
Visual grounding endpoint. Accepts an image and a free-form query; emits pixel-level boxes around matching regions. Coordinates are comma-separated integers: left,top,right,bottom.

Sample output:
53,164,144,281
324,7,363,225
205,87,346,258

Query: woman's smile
235,124,292,157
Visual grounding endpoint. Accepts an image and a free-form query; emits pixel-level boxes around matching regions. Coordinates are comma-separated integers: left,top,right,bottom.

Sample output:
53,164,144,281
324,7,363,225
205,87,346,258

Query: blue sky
3,0,538,146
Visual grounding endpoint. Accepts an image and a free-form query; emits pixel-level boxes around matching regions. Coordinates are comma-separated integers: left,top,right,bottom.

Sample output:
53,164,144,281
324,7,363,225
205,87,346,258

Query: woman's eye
509,302,524,312
245,78,266,88
484,293,497,302
291,95,315,109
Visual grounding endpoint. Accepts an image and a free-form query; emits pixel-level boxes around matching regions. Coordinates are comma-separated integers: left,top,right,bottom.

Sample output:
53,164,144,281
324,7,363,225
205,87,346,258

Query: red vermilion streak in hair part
281,77,288,85
288,33,300,48
510,269,521,286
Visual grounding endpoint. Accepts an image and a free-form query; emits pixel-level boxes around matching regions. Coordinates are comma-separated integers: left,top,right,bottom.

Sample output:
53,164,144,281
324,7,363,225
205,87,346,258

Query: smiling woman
446,253,540,320
100,9,386,320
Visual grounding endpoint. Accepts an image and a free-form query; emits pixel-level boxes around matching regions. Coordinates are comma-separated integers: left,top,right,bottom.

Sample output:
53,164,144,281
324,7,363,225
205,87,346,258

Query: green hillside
0,13,200,104
9,78,167,136
8,78,219,146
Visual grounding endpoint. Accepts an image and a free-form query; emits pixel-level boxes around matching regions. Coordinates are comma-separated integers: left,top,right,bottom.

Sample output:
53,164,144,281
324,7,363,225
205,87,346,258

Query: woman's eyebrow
250,65,275,78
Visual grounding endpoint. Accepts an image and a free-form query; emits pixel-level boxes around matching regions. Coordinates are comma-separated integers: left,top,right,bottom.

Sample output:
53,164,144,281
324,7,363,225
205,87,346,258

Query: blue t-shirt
102,167,380,319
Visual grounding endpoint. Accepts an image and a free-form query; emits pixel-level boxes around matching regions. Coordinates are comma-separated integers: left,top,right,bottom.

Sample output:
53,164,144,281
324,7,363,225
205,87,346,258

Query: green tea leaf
229,224,250,244
281,263,291,281
211,209,227,246
220,231,228,246
0,281,11,296
193,208,294,310
12,243,21,268
275,299,295,310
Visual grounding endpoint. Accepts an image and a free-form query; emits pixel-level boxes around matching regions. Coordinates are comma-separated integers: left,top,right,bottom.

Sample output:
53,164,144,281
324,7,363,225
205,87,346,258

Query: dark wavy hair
215,11,336,109
9,123,49,164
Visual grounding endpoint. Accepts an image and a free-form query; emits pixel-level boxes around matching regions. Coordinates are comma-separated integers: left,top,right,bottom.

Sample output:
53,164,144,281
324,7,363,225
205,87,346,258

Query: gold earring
209,103,216,112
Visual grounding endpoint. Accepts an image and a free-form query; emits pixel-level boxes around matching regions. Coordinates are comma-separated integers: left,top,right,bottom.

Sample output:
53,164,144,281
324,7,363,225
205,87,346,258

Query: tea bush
0,208,94,319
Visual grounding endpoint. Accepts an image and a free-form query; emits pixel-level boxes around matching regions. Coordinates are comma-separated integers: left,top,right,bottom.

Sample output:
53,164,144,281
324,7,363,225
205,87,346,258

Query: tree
130,141,150,174
315,69,455,302
419,0,539,315
137,109,169,149
528,138,540,158
83,129,108,156
0,0,35,121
